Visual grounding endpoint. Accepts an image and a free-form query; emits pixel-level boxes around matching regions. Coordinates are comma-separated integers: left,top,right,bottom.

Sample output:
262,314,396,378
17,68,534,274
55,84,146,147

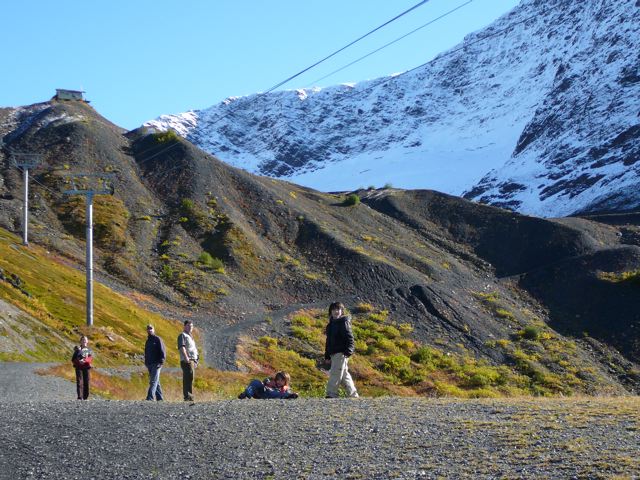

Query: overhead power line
241,3,561,169
307,0,474,87
134,0,433,167
264,0,432,95
138,2,559,183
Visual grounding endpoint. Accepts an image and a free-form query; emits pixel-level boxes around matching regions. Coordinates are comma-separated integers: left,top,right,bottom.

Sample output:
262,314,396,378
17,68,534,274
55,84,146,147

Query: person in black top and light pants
324,302,359,398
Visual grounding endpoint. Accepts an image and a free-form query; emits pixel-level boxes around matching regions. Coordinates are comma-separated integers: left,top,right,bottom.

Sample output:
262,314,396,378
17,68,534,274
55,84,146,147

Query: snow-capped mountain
146,0,640,217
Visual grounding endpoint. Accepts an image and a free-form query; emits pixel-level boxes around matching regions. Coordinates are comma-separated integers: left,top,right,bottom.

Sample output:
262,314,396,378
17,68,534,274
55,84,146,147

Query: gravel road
0,362,75,402
1,397,638,479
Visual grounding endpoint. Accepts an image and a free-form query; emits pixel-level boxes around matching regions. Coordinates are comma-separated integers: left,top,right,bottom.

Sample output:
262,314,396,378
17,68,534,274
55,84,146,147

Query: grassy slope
240,305,622,398
0,226,258,399
0,227,182,365
0,226,628,400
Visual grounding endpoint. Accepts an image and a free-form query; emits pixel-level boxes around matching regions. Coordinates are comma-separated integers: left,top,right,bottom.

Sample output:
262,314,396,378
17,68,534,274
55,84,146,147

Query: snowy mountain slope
464,0,640,216
146,0,640,217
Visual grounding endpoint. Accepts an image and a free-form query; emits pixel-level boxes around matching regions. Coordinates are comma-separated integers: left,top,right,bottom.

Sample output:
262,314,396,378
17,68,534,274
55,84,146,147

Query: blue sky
2,0,519,129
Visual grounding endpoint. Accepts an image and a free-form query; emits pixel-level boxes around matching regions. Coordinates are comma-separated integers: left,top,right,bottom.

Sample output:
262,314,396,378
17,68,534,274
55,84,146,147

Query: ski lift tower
63,173,115,327
11,151,42,246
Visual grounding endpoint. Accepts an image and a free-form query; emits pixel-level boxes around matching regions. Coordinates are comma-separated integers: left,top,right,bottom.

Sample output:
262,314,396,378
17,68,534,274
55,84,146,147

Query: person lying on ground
238,371,299,399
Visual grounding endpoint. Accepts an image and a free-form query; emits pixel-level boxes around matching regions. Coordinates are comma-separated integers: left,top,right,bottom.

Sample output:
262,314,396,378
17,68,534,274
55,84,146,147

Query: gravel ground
0,362,76,402
1,397,638,479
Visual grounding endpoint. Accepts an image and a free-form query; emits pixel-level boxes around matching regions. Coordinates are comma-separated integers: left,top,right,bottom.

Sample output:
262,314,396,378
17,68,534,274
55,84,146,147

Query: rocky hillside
0,99,639,396
146,0,640,217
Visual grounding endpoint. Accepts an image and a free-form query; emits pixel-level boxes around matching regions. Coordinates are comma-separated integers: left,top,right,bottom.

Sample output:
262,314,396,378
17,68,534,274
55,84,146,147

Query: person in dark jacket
71,335,93,400
144,325,166,401
238,371,299,399
324,302,359,398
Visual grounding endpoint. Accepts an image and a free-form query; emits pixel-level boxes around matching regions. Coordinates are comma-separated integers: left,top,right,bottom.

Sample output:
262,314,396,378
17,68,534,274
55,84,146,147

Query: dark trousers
75,368,90,400
180,360,194,401
244,379,266,399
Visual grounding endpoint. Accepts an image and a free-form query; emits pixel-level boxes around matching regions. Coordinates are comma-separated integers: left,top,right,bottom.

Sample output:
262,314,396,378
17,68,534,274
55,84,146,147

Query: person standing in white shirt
177,320,199,401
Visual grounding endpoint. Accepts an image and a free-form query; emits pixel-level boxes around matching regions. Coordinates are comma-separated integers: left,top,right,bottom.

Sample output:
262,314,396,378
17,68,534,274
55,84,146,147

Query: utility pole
11,152,41,246
63,174,115,327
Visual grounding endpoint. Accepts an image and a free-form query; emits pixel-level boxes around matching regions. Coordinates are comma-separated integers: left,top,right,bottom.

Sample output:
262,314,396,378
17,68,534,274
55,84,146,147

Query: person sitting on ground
238,371,299,399
71,335,93,400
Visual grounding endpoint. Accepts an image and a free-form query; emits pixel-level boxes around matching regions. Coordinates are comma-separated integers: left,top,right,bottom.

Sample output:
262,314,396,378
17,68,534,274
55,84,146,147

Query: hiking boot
238,392,248,399
286,392,299,399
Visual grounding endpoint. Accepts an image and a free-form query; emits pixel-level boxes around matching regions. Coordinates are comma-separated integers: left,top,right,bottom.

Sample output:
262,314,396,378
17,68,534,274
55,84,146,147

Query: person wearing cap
177,320,199,401
144,325,166,401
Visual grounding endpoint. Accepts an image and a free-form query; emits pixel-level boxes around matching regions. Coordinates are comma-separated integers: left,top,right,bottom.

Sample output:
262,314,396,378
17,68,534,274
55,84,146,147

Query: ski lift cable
262,0,432,95
242,3,559,165
158,0,474,169
306,0,474,88
134,0,433,167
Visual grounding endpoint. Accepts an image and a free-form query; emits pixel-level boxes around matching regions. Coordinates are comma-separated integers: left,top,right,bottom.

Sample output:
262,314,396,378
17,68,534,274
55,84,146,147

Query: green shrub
368,310,388,322
398,323,413,334
291,326,315,342
259,336,278,349
461,366,502,388
291,314,313,327
160,264,174,282
382,325,401,339
181,199,195,210
520,325,541,341
474,291,499,303
466,373,491,388
198,252,223,270
411,346,438,365
599,269,640,284
179,198,214,233
276,254,301,267
354,302,375,313
375,337,397,352
153,130,180,143
343,194,360,206
383,355,411,374
396,339,415,352
355,340,368,354
496,308,515,321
